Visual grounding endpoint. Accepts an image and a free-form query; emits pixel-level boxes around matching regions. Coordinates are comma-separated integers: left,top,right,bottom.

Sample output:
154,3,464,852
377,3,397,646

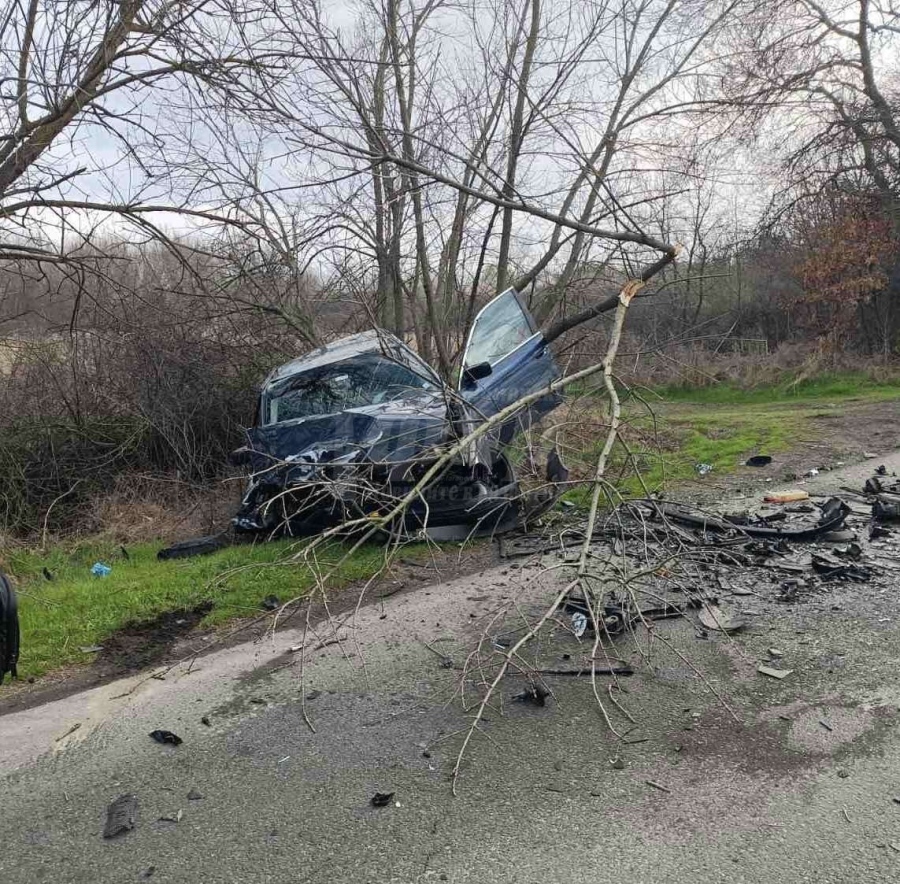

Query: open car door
458,288,562,444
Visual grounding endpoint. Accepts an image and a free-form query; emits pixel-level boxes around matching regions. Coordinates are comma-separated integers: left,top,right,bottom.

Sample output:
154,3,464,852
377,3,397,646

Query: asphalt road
5,454,900,883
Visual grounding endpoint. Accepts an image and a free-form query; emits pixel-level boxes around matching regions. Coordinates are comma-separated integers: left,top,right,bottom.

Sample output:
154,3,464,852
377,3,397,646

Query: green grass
650,371,900,405
563,371,900,507
2,537,411,680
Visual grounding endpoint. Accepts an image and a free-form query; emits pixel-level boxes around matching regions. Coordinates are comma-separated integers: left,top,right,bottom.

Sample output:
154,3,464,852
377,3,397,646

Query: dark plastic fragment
149,729,183,746
103,794,138,839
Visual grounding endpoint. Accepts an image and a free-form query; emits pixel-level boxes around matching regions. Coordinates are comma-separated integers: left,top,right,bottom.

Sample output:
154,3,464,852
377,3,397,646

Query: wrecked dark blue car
231,289,565,539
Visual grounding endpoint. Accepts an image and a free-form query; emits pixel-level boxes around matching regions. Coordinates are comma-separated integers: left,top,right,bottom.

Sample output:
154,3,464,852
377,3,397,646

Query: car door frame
458,288,562,442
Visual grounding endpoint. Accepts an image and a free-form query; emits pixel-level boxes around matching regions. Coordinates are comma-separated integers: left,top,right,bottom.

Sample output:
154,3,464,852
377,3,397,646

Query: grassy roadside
566,372,900,500
6,371,900,684
2,538,416,680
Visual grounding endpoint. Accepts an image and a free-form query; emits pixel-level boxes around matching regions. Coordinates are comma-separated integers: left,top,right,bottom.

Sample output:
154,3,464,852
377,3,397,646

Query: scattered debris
55,722,82,742
200,716,211,727
261,594,280,611
698,603,746,634
158,809,183,823
42,567,54,582
103,795,138,839
696,463,713,476
610,757,626,770
768,648,784,658
764,490,810,503
513,683,551,707
90,562,112,577
187,789,204,800
645,780,672,794
157,534,229,561
149,729,183,746
370,792,395,808
757,665,793,680
746,455,772,467
819,720,834,732
78,645,104,654
805,468,820,478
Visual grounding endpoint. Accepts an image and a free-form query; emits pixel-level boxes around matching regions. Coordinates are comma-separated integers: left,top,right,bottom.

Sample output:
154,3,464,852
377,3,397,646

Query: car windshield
264,353,439,425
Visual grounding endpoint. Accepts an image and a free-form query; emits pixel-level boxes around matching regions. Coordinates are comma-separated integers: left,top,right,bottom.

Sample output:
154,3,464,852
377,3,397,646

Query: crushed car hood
244,395,449,468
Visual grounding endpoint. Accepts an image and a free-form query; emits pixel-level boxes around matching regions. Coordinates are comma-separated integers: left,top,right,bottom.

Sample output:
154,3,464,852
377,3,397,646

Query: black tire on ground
1,570,20,684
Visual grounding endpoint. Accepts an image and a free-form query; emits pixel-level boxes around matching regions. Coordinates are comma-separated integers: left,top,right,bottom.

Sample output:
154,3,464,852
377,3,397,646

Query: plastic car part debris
149,729,183,746
91,562,112,577
157,534,229,561
370,792,395,808
698,604,746,634
873,500,900,521
651,497,849,541
103,795,138,839
745,455,772,467
0,570,20,685
513,683,551,706
757,665,793,679
570,611,588,637
811,553,872,581
820,529,856,543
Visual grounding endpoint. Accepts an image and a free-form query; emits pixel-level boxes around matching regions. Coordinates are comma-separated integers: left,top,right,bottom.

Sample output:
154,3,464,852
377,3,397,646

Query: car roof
264,329,437,386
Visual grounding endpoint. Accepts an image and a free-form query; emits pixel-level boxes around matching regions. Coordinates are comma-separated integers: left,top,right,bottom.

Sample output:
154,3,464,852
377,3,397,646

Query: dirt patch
95,601,215,672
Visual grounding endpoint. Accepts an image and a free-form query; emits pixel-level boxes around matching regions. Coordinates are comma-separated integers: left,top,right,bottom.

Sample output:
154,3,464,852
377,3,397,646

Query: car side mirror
462,361,492,388
229,446,253,467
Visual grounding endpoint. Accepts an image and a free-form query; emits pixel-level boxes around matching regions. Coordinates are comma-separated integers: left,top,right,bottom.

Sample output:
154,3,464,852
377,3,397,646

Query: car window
464,290,535,368
264,353,439,425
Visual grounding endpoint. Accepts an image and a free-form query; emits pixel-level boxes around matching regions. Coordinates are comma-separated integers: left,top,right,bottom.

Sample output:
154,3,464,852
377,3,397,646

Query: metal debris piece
757,665,793,680
103,795,138,839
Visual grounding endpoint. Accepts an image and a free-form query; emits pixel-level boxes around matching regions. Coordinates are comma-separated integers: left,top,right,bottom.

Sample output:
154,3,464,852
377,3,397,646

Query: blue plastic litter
91,562,112,577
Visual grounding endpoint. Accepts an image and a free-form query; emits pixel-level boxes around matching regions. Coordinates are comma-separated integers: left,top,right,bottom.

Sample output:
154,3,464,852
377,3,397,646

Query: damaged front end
229,334,522,539
231,289,566,540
